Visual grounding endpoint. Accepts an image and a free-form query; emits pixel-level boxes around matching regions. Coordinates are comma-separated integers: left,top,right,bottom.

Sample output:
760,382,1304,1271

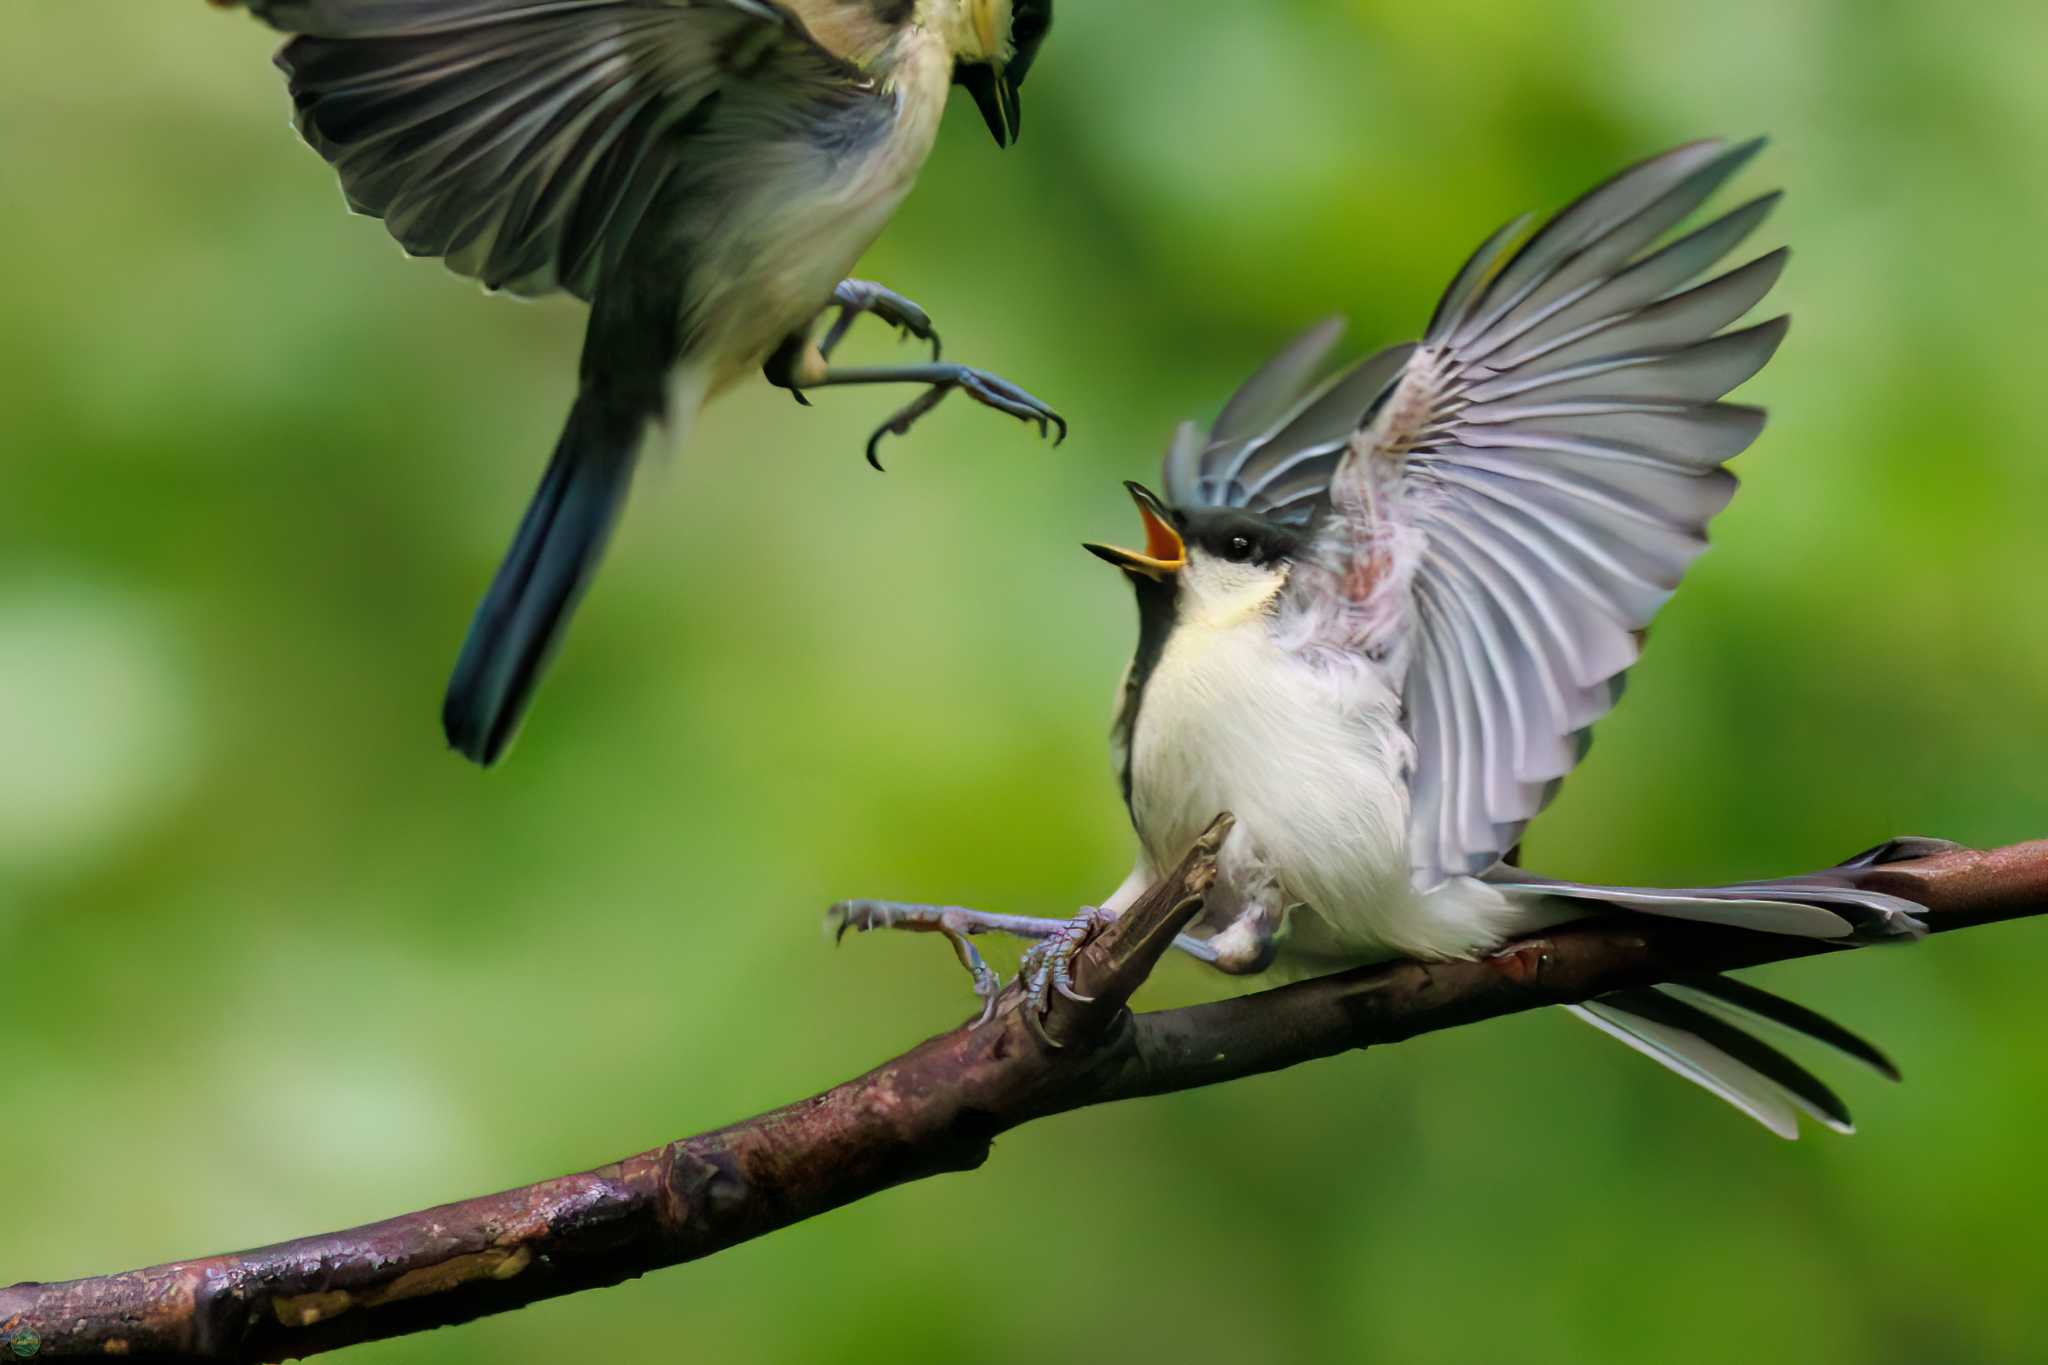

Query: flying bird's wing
1272,139,1791,888
248,0,882,299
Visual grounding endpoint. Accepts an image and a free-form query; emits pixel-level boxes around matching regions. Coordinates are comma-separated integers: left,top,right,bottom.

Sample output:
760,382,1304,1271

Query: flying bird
233,0,1061,764
837,139,1941,1138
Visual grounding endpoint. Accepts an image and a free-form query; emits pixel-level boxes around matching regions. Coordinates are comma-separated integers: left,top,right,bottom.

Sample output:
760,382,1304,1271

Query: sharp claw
792,390,812,407
866,431,888,472
1022,995,1063,1050
828,900,874,943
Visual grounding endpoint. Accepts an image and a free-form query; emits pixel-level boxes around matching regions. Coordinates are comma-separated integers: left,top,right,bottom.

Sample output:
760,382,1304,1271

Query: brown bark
5,824,2043,1363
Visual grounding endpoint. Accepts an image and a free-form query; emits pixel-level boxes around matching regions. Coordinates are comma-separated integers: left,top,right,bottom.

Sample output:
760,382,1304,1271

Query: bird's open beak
955,63,1021,148
1086,483,1185,579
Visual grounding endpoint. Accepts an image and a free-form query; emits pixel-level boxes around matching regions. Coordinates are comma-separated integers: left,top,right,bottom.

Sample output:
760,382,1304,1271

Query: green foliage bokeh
4,2,2048,1361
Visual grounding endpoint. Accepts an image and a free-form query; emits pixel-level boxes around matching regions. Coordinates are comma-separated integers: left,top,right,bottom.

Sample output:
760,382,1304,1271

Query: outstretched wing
1161,317,1417,524
1285,138,1789,888
249,0,880,299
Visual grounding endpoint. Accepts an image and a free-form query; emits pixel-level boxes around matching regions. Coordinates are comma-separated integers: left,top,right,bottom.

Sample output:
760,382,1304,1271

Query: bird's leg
829,898,1215,1027
765,281,943,409
1186,904,1282,975
825,363,1067,469
828,900,1014,1027
1177,851,1287,975
761,281,1065,469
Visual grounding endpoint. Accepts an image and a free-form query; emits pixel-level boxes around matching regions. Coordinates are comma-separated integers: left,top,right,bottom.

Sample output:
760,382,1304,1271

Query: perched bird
837,140,1942,1137
232,0,1061,764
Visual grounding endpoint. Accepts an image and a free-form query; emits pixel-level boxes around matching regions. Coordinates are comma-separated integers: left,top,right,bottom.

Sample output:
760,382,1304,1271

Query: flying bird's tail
1492,837,1948,1137
442,392,651,767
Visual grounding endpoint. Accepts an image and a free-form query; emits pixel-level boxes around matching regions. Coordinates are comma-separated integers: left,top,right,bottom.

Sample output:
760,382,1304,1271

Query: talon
827,899,883,942
1010,907,1108,1033
1021,993,1063,1050
897,326,944,364
1052,968,1094,1006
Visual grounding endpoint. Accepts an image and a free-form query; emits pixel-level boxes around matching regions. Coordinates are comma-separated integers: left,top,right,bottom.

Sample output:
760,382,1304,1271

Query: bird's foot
857,363,1066,469
820,279,942,362
1017,907,1113,1015
828,899,1063,1027
827,899,1111,1029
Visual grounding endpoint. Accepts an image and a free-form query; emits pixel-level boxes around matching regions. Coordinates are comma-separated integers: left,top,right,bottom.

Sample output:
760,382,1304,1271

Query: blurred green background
6,1,2048,1360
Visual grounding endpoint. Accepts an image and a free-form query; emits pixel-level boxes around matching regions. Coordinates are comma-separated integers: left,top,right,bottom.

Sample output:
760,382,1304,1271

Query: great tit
230,0,1058,765
838,140,1940,1137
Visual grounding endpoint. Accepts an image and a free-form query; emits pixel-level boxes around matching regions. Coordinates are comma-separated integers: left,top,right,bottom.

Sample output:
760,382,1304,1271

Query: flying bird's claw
863,365,1066,468
865,383,950,469
825,279,942,363
954,367,1067,446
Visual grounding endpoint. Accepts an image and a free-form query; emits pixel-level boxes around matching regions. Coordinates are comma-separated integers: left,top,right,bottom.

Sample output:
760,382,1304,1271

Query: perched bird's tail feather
442,394,648,766
1495,838,1951,1136
1568,978,1895,1140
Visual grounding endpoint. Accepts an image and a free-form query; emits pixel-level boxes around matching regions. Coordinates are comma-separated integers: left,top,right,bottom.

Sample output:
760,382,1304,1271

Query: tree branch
6,826,2044,1363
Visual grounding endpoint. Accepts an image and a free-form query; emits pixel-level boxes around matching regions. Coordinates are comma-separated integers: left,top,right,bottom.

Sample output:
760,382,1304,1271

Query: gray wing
250,0,877,299
1281,138,1789,888
1161,318,1417,524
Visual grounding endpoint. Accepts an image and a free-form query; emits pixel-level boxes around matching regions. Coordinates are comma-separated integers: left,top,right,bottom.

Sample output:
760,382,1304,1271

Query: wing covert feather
1271,140,1789,887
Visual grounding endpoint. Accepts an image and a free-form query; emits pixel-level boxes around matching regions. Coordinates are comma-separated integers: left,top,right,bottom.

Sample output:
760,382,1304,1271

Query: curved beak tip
1088,485,1186,578
960,64,1020,148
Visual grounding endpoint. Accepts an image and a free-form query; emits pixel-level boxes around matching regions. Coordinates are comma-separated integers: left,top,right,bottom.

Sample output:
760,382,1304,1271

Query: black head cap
1009,0,1052,87
1178,506,1310,568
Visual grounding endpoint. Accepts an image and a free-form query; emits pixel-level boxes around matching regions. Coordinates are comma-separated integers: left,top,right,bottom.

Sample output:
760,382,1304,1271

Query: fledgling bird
837,140,1946,1137
232,0,1061,764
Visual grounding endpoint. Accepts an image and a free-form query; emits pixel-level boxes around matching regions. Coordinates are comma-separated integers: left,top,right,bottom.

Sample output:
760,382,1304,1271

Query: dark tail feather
1570,985,1855,1138
1667,974,1900,1081
1511,839,1946,1134
442,394,645,766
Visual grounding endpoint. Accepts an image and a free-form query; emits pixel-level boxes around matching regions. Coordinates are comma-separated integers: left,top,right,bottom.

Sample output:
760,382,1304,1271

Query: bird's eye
1226,536,1253,561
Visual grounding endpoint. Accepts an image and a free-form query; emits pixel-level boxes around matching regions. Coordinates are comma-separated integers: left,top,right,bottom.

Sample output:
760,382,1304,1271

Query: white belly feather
1128,611,1526,964
697,32,954,391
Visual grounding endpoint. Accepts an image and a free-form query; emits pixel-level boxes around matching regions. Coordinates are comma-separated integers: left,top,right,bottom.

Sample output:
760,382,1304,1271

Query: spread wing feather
1162,321,1417,523
1274,139,1789,886
249,0,872,299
